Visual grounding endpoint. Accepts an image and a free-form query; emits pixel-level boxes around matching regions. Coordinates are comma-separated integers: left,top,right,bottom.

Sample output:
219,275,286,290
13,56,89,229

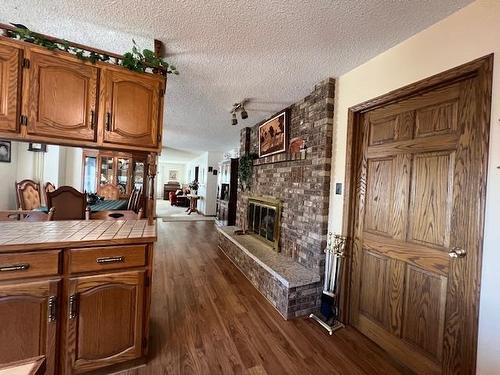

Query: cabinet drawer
0,250,60,281
68,245,147,273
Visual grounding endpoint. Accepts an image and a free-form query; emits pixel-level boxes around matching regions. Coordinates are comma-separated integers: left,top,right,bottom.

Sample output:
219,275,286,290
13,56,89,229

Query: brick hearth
217,226,322,319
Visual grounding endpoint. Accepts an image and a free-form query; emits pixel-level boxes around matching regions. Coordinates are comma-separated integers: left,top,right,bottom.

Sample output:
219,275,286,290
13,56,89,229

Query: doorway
343,55,493,374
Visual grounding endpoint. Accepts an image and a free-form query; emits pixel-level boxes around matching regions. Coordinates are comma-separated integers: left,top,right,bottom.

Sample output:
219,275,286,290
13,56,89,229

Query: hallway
122,221,407,375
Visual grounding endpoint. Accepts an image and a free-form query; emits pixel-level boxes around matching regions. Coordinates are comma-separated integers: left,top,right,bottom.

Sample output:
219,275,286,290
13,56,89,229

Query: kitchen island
0,219,157,375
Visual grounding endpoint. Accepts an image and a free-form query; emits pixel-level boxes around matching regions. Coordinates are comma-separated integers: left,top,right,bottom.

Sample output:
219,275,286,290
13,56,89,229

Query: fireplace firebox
247,197,281,252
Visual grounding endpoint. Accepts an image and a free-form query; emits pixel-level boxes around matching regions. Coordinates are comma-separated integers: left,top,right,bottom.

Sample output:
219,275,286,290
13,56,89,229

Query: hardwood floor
121,221,407,375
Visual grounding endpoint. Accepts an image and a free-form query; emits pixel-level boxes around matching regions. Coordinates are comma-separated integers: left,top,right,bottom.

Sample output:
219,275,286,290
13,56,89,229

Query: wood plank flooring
121,221,408,375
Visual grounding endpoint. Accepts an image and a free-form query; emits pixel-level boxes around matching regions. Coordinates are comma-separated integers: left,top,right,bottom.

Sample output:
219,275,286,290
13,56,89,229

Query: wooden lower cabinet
0,241,153,375
63,271,145,374
0,279,59,375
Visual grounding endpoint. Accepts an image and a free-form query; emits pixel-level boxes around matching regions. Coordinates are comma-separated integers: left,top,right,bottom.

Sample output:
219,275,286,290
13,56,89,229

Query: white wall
43,145,60,187
185,151,223,215
0,142,18,209
206,152,224,215
60,147,83,188
327,1,499,373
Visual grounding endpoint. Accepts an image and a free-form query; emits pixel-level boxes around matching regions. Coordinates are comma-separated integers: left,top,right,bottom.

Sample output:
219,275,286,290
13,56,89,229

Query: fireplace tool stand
309,233,346,335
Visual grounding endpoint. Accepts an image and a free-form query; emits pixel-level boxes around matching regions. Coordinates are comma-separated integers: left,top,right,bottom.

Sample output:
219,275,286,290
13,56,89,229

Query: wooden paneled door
0,42,22,133
0,279,59,375
64,271,145,374
24,48,98,141
101,68,161,148
346,56,492,374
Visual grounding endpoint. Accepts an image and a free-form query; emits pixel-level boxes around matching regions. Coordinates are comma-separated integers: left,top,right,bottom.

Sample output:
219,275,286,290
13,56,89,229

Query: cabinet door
0,43,22,133
0,279,59,375
102,69,161,148
65,271,145,374
25,49,98,141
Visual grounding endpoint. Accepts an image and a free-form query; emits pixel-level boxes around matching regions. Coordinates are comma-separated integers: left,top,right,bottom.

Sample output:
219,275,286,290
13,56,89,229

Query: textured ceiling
1,0,472,153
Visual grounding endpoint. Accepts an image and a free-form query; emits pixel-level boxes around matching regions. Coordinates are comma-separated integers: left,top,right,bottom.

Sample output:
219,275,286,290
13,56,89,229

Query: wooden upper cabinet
64,271,145,374
0,42,22,133
101,68,162,148
24,48,98,141
0,279,59,375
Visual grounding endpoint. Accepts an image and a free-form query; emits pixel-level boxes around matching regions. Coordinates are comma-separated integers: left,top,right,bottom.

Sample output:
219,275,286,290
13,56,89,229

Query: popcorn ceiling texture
0,0,472,152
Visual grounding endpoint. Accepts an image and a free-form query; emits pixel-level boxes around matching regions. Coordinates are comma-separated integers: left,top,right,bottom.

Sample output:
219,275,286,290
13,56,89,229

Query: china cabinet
82,149,147,198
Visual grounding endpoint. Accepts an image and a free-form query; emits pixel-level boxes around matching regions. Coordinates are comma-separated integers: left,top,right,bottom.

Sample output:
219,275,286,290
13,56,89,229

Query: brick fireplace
217,78,334,319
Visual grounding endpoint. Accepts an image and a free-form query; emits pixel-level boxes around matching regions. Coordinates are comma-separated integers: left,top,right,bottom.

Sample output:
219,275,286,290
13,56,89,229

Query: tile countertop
0,220,157,252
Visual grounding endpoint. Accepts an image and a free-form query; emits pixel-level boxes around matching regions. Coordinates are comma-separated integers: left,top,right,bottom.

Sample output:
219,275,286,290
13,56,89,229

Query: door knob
449,247,467,258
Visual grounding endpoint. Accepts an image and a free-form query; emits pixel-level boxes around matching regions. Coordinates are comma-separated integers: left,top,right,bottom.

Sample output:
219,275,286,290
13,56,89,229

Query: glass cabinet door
116,157,131,196
133,161,145,190
100,156,114,186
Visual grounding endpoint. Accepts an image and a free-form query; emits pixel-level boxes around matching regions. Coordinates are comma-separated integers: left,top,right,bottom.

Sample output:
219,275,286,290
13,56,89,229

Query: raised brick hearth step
217,226,322,319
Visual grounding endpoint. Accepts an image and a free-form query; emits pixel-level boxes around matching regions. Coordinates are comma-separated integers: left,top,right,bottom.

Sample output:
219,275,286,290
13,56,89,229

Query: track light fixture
230,99,249,125
241,106,248,119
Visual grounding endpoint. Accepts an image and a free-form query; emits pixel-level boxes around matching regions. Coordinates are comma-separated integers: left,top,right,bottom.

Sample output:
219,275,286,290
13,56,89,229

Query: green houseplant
238,153,257,191
122,40,179,75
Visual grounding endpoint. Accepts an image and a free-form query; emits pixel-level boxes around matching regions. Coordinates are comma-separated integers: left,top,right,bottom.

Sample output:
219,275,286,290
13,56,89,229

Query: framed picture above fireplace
258,111,288,158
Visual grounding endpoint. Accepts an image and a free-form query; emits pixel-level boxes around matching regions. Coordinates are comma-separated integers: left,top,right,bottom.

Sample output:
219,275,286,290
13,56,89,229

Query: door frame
340,55,493,373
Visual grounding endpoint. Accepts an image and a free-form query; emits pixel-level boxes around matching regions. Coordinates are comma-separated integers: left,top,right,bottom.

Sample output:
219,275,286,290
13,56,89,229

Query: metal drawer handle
90,110,96,129
69,294,78,320
105,112,111,131
96,256,125,264
48,296,57,323
0,263,30,272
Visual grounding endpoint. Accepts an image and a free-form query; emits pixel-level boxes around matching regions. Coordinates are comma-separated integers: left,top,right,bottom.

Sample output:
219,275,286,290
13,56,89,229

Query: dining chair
127,188,138,210
43,182,56,205
15,179,42,210
127,187,143,212
90,209,143,220
0,208,55,222
47,186,88,220
97,184,120,200
133,187,143,212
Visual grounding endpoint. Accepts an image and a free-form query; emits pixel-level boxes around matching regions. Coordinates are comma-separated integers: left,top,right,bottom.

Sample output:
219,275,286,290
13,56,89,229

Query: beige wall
328,1,500,373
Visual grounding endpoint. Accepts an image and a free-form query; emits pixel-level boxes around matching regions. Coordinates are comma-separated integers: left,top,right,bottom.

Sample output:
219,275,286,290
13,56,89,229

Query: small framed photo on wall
258,111,288,158
28,143,47,152
0,140,11,163
168,169,179,181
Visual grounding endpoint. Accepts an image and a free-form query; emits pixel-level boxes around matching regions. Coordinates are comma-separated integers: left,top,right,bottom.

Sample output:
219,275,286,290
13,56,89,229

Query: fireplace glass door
247,200,279,251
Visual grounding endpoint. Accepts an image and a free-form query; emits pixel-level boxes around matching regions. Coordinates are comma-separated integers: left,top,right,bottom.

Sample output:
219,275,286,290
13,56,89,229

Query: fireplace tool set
309,233,347,335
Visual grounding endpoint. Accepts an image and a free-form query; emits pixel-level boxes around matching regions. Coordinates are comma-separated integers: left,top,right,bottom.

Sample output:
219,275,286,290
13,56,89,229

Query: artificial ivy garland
6,24,178,75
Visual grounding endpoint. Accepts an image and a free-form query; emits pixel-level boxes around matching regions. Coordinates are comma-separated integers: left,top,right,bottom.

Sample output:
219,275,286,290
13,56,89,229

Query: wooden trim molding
341,54,493,373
